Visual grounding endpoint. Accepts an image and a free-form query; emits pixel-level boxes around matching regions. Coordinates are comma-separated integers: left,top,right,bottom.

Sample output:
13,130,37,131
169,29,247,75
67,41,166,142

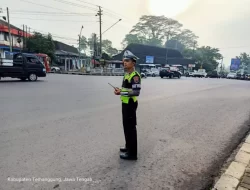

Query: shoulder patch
133,76,140,83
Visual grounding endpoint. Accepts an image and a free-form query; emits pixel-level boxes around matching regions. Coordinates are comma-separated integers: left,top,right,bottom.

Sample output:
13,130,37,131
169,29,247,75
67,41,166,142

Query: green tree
102,39,118,55
27,32,55,60
193,46,222,72
236,52,250,70
171,29,198,49
87,35,118,56
122,15,197,48
122,34,147,47
79,36,88,53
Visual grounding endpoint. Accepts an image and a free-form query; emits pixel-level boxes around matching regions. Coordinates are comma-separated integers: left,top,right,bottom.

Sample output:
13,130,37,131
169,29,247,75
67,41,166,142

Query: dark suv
159,67,181,79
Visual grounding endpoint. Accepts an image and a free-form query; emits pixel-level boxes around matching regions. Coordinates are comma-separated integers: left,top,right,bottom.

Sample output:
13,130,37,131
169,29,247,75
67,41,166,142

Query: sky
1,0,250,66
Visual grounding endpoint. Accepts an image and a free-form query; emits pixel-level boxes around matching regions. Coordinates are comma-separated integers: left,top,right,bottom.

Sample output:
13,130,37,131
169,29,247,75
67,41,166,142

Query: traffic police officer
114,50,141,160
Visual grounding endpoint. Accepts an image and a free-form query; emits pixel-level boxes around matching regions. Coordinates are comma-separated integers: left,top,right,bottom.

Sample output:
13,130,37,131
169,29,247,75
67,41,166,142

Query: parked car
145,68,159,77
51,66,61,72
0,53,46,81
245,74,250,80
236,72,249,80
206,71,220,78
150,68,160,77
159,67,182,79
185,71,194,77
227,72,237,79
193,69,207,78
220,73,227,78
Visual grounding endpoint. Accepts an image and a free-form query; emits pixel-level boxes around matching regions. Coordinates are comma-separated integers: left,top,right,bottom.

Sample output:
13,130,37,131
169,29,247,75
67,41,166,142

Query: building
112,43,195,72
54,41,89,71
0,19,31,58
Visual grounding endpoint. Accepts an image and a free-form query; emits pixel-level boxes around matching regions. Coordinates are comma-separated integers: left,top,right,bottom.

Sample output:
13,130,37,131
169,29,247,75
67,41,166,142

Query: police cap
123,50,139,62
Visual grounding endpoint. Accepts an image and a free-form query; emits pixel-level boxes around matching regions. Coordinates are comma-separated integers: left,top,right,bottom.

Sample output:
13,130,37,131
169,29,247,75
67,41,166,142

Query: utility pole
78,34,81,64
26,25,28,40
7,7,12,52
22,25,25,50
96,6,103,57
93,33,97,66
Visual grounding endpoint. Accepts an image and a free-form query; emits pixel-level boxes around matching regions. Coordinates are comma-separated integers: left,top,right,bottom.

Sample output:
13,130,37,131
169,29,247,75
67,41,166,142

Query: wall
0,31,23,48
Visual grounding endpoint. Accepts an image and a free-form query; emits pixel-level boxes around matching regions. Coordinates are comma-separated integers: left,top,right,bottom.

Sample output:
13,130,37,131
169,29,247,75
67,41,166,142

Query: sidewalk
213,135,250,190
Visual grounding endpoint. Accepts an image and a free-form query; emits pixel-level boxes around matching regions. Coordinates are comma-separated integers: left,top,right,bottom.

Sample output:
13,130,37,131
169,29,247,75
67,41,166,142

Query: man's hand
114,88,121,95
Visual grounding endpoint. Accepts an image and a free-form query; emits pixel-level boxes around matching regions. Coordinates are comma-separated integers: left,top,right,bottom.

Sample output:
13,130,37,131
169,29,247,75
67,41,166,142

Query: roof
0,19,31,37
0,19,21,31
112,43,183,65
54,41,79,54
112,43,195,66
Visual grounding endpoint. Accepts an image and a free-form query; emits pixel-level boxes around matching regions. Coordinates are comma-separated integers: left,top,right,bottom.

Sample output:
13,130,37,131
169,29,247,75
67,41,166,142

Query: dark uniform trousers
122,98,138,156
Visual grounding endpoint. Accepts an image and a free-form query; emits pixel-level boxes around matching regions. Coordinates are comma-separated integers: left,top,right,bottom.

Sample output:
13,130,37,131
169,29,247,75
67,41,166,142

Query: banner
230,58,241,71
146,56,154,63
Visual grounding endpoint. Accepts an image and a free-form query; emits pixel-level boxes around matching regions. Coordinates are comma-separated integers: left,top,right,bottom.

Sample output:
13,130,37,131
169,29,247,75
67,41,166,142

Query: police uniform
119,51,141,160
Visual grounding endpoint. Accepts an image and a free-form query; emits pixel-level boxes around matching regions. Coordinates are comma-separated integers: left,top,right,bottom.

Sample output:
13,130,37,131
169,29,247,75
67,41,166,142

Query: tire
20,77,26,81
169,74,174,79
52,68,56,72
160,76,163,78
178,74,181,79
152,73,155,77
28,73,37,81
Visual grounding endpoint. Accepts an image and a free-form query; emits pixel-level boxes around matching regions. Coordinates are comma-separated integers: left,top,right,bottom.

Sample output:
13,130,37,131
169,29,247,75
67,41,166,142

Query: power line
11,11,95,16
74,0,98,7
52,0,98,11
11,10,93,14
29,27,79,42
73,0,132,21
11,17,98,22
18,0,131,24
52,0,129,22
19,0,70,12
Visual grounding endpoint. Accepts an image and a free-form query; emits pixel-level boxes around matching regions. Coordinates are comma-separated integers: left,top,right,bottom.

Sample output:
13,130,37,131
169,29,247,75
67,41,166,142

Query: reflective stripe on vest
120,71,141,104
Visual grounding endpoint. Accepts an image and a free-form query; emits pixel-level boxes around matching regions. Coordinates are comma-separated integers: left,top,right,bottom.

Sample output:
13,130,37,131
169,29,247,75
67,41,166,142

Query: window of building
4,33,8,41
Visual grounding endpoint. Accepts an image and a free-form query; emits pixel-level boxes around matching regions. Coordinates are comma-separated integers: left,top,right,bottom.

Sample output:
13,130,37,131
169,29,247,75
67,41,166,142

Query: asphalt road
1,74,250,190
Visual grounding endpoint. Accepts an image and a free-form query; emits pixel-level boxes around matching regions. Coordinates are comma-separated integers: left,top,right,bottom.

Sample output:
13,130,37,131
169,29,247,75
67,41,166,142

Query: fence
90,68,124,75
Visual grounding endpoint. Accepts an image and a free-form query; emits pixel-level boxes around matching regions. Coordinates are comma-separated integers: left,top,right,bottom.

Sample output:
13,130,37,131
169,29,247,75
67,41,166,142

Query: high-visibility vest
120,71,141,104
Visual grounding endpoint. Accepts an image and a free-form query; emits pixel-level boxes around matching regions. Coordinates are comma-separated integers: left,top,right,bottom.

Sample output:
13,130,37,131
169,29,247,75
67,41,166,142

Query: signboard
188,64,195,68
146,56,154,64
230,58,241,71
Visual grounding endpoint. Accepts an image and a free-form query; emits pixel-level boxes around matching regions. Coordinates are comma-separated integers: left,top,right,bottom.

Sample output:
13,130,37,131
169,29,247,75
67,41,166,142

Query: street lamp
102,19,122,35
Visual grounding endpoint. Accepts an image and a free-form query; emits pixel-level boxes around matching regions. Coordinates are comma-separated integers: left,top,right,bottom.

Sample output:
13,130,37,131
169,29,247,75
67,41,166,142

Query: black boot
120,147,128,153
120,152,137,160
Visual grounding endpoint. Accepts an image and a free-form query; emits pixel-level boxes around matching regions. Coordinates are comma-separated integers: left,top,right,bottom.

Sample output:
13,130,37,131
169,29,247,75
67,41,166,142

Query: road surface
1,75,250,190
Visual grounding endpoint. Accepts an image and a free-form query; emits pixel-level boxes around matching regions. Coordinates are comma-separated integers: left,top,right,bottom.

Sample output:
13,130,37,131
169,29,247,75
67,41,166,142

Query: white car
193,69,207,78
227,72,237,79
51,66,61,72
150,68,159,77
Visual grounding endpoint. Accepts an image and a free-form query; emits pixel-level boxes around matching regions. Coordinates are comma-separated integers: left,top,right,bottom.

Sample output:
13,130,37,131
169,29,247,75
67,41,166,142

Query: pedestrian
114,50,141,160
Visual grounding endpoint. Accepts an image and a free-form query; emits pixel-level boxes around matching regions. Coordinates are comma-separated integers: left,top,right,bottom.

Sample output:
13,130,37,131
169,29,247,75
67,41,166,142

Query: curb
48,71,124,76
213,135,250,190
